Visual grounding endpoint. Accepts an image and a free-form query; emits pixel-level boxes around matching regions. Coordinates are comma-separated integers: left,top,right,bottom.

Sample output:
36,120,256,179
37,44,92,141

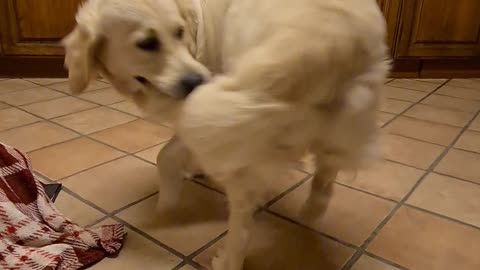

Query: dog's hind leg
300,157,338,224
156,136,195,212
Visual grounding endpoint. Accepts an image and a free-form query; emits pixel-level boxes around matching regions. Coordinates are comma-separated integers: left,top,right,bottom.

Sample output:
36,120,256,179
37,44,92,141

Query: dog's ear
175,0,198,56
62,26,102,94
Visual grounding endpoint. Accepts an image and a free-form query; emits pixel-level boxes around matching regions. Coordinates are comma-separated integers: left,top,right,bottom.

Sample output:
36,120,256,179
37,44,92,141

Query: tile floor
1,77,480,270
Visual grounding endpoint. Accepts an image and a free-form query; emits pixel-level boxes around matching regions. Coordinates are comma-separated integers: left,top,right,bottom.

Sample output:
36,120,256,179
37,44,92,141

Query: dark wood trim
390,58,421,78
0,56,67,78
420,58,480,78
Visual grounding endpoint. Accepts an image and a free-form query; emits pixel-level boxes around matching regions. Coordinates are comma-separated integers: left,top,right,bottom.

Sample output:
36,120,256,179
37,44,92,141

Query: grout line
388,114,470,129
264,175,312,208
381,80,451,128
383,132,451,147
60,186,111,216
3,94,70,107
265,209,358,250
433,171,480,186
186,231,227,263
171,261,188,270
0,119,44,133
334,182,398,203
111,215,187,260
56,155,128,181
22,78,67,87
384,84,438,93
432,92,480,102
341,105,480,270
403,204,480,231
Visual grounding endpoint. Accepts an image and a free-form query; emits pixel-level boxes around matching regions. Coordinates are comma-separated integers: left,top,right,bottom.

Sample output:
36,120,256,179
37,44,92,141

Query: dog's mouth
134,75,201,99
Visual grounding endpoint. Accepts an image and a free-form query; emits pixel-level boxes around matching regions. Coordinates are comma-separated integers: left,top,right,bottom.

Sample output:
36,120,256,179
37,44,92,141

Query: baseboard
0,56,67,78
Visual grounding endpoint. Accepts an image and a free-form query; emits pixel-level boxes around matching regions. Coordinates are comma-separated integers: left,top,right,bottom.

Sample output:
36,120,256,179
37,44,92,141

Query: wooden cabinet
1,0,479,77
0,0,82,56
395,0,480,58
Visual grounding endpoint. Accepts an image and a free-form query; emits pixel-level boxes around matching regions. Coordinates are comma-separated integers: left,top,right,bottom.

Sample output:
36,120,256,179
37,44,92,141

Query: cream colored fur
63,0,389,269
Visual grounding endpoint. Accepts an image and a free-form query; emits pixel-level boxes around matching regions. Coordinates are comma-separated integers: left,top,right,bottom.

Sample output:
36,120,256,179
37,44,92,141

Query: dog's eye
136,37,160,51
175,27,184,39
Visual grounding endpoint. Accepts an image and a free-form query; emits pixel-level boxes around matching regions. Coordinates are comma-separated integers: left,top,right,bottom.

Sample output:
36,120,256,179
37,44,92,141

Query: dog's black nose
180,73,205,96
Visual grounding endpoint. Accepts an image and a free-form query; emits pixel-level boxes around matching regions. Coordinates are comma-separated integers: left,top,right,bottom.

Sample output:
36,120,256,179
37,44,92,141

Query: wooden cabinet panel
0,0,82,56
396,0,480,58
376,0,402,56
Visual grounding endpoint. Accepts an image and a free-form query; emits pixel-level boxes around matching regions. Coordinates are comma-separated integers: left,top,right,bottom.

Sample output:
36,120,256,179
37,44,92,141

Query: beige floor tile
387,79,440,92
421,94,480,113
0,102,10,110
471,115,480,132
0,79,38,93
380,99,412,114
447,78,480,90
0,108,40,132
21,96,98,119
109,101,145,117
408,173,480,227
383,134,444,169
54,192,104,226
385,116,461,145
455,130,480,153
49,80,110,93
435,149,480,184
351,255,400,270
337,160,424,201
63,156,158,212
78,87,125,105
368,207,480,270
53,107,136,134
29,137,124,180
271,182,395,246
383,85,428,102
0,122,78,152
118,181,228,255
90,120,173,153
436,85,480,101
377,112,395,127
415,79,448,84
404,104,473,127
135,143,167,164
195,213,354,270
24,78,67,86
0,87,65,106
90,220,181,270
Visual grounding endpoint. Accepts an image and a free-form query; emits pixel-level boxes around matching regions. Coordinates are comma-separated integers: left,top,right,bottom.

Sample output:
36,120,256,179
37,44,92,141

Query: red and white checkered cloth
0,143,126,270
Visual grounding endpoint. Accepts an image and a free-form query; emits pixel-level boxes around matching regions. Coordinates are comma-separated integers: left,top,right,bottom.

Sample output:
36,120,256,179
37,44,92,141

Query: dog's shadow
136,180,351,269
195,212,352,270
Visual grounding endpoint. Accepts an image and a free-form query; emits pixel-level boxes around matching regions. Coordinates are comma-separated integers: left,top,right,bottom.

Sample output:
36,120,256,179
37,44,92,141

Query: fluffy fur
63,0,389,269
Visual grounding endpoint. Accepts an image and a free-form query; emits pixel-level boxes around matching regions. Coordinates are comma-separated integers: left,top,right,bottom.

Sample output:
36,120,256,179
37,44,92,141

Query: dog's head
62,0,210,119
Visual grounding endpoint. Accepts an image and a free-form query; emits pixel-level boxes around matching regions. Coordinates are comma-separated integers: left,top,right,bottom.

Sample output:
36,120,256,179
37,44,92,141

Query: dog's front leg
300,157,338,224
156,136,196,212
213,171,259,270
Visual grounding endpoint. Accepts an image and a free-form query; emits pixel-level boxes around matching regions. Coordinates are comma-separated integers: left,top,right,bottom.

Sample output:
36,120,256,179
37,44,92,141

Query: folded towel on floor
0,142,126,270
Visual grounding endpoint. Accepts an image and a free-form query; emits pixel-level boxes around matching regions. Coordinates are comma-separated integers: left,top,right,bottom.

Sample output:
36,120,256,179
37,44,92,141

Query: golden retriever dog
63,0,389,269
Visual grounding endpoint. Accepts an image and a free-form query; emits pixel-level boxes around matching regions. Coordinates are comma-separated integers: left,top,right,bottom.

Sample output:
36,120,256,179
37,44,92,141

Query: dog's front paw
211,248,227,270
155,194,178,214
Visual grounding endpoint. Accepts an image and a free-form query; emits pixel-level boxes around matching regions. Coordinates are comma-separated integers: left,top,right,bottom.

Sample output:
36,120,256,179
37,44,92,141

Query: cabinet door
396,0,480,58
376,0,402,55
0,0,82,56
